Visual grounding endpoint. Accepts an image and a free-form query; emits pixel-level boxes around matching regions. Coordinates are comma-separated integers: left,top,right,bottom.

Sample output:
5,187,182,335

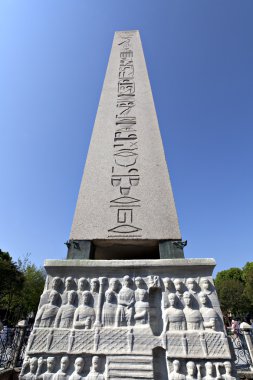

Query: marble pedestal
20,259,236,380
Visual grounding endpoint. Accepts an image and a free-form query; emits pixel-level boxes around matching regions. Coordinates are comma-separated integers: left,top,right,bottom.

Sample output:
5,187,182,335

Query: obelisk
20,31,237,380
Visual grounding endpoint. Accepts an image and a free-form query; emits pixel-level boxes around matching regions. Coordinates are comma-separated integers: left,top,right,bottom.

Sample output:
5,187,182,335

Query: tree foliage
215,262,253,319
0,251,45,325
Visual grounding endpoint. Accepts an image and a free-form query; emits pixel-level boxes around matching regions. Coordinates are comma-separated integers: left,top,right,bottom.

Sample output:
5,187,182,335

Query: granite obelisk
20,31,237,380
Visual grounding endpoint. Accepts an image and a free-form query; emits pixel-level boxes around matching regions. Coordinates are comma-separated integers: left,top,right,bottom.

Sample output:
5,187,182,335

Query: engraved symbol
117,209,133,223
110,196,140,205
108,224,142,234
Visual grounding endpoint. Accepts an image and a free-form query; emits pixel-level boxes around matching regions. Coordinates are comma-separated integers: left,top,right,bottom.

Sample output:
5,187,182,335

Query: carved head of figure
60,356,69,372
68,290,77,305
172,360,180,373
90,278,99,293
163,277,173,291
135,277,143,289
105,290,115,303
138,289,148,302
168,293,177,307
49,290,60,306
65,277,75,291
224,362,232,374
205,362,213,376
74,357,84,374
78,278,88,292
92,356,100,371
186,361,196,376
109,278,120,292
186,278,197,293
46,357,55,373
82,290,91,306
200,278,211,292
183,291,192,307
174,279,184,294
29,357,38,374
52,277,62,291
198,291,207,306
123,275,132,288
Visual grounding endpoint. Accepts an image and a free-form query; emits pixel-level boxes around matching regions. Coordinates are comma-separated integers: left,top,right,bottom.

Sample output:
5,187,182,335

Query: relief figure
85,356,104,380
102,290,117,327
73,290,95,329
35,291,60,328
54,291,77,328
221,362,236,380
134,289,149,325
69,358,84,380
163,293,186,332
37,357,56,380
115,275,135,327
39,277,62,308
169,360,186,380
199,292,218,331
186,362,197,380
183,292,203,330
77,278,89,306
203,362,215,380
62,277,76,305
20,357,37,380
53,356,69,380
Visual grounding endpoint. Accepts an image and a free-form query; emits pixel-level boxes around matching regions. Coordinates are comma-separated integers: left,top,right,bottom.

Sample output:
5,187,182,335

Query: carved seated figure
20,357,38,380
53,356,69,380
73,291,95,329
221,362,236,380
134,289,149,325
69,358,84,380
203,362,215,380
163,293,186,332
183,292,203,330
199,292,218,331
186,361,197,380
39,277,62,308
85,356,104,380
35,291,60,328
55,291,77,328
37,357,56,380
115,275,135,327
102,290,117,327
169,360,186,380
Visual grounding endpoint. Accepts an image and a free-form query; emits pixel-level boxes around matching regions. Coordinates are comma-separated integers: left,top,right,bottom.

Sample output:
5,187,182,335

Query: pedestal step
107,355,154,379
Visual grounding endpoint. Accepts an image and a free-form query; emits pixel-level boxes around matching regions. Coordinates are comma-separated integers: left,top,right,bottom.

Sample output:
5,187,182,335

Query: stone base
20,259,237,380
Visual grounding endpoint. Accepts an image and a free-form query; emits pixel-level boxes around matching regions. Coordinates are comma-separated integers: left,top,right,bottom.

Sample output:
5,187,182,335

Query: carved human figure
54,291,77,328
163,293,186,332
200,278,212,295
221,362,236,380
134,277,145,301
62,277,76,305
199,292,218,331
203,362,215,380
20,357,38,380
163,277,174,309
115,275,135,327
69,358,84,380
53,356,70,380
37,357,56,380
106,278,120,300
102,290,117,327
186,362,197,380
73,290,95,329
77,278,89,305
169,360,186,380
39,277,62,308
85,356,104,380
90,278,100,309
35,291,60,327
174,279,184,301
186,278,198,294
134,289,149,325
183,292,203,330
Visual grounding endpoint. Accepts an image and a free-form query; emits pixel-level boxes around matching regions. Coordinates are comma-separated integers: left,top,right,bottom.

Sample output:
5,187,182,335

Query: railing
227,323,253,372
0,324,32,370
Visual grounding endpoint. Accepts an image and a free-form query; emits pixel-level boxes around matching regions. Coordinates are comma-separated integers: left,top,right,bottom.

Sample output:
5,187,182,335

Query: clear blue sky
1,1,252,275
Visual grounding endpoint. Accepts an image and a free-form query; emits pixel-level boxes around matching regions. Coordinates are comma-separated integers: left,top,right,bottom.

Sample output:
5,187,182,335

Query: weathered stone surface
70,30,181,242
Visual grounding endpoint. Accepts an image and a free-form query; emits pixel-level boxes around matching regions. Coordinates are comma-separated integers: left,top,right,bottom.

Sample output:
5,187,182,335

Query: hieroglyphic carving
109,33,142,237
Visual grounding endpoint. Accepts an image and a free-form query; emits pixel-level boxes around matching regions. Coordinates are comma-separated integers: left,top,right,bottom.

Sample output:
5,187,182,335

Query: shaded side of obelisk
69,31,181,257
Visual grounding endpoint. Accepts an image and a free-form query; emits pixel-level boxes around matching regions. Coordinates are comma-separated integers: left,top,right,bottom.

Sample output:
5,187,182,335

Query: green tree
242,262,253,308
